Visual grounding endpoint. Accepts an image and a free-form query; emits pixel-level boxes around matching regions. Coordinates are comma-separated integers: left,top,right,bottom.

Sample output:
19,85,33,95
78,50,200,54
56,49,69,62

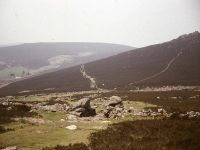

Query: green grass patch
123,101,157,110
0,66,29,80
0,110,110,150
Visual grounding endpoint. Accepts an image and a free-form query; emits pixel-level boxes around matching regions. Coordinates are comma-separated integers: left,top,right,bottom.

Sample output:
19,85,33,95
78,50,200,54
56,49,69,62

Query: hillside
0,42,133,80
0,32,199,96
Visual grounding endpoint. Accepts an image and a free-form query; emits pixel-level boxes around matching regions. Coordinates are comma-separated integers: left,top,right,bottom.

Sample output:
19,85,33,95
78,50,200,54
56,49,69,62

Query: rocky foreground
0,89,200,150
1,94,200,124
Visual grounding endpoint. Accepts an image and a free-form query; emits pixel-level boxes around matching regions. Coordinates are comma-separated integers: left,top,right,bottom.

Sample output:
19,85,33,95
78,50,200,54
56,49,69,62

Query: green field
0,66,29,80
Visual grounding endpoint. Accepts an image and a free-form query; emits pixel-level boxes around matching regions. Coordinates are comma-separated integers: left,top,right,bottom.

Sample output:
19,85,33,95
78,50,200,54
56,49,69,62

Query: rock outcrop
72,98,96,117
34,103,68,112
104,96,124,118
106,96,122,107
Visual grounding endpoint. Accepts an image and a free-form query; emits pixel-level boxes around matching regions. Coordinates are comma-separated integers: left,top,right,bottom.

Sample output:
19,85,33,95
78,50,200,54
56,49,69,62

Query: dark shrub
0,104,37,124
42,143,89,150
0,126,14,133
88,119,200,150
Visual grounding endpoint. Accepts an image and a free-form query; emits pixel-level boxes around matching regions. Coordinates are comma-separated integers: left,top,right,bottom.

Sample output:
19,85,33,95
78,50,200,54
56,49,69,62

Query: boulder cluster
33,103,68,112
103,96,124,118
71,98,96,117
176,111,200,119
1,95,200,121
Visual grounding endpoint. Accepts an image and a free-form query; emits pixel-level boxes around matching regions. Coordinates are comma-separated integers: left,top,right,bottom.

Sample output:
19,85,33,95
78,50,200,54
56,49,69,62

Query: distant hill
0,32,199,96
0,42,133,80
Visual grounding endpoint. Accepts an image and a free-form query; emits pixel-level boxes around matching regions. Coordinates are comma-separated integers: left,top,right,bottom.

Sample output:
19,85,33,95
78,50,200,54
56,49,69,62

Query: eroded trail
80,64,98,89
132,51,183,85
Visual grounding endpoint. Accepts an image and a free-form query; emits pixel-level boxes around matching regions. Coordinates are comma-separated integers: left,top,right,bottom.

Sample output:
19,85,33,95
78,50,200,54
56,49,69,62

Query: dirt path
80,64,99,89
131,51,183,85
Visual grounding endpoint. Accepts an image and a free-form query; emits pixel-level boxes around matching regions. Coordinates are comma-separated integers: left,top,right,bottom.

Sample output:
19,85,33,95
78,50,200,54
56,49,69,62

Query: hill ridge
0,32,199,96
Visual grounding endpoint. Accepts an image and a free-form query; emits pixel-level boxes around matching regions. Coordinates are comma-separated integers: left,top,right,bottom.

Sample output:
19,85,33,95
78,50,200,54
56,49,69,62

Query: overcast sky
0,0,200,47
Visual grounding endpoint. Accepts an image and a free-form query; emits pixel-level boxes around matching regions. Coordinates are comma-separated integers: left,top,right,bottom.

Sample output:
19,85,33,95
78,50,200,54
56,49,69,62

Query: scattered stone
60,119,65,122
1,146,17,150
104,106,114,118
54,103,67,112
179,113,189,119
170,97,177,99
40,105,57,112
156,96,160,99
157,108,167,114
178,111,200,119
106,96,122,107
116,107,123,112
2,102,9,106
1,93,200,122
67,115,78,122
189,95,200,99
187,111,200,118
7,107,12,111
36,103,67,112
167,112,179,119
103,96,124,118
73,98,91,110
151,112,161,117
65,125,77,130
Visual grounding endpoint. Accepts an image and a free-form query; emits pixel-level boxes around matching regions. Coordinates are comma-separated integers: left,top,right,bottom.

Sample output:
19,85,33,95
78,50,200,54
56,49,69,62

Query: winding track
80,64,99,89
131,51,183,85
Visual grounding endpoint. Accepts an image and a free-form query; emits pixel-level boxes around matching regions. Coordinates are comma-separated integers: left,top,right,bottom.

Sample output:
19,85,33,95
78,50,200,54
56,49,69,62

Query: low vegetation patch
0,126,14,133
0,104,37,124
89,119,200,150
45,119,200,150
43,143,89,150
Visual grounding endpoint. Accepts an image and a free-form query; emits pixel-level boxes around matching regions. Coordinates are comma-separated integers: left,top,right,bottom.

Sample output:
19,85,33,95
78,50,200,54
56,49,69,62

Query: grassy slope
0,42,133,70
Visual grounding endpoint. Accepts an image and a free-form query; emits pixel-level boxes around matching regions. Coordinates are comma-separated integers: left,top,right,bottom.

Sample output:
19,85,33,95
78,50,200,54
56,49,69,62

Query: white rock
170,97,177,99
158,108,164,113
67,114,78,122
7,107,12,111
156,96,160,99
101,120,111,123
65,125,77,130
60,119,65,122
106,96,122,106
1,146,17,150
